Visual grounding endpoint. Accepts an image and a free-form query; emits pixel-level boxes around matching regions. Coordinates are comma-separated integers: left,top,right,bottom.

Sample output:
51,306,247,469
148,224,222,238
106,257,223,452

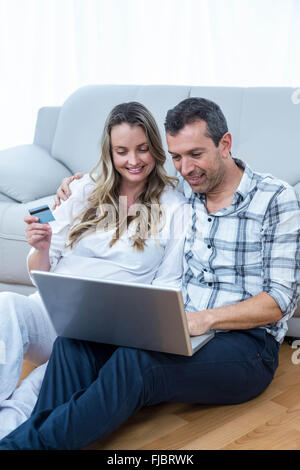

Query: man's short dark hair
164,97,228,147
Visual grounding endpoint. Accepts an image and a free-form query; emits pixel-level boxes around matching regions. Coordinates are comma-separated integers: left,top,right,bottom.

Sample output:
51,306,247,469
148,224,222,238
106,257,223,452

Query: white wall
0,0,299,148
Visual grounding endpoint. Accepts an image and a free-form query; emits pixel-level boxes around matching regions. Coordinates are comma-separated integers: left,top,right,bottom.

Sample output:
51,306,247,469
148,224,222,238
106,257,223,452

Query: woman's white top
28,174,188,289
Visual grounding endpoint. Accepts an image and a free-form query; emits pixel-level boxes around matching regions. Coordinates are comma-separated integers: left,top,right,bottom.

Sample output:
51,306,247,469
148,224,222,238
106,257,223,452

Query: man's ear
220,132,232,158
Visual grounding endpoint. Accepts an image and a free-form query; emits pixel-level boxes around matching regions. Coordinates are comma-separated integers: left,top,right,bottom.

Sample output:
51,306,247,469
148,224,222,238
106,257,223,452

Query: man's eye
191,153,203,158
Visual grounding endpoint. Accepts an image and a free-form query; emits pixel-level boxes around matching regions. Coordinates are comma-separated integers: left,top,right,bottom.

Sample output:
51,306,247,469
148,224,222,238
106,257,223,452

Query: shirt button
207,244,211,249
208,217,212,222
208,282,212,287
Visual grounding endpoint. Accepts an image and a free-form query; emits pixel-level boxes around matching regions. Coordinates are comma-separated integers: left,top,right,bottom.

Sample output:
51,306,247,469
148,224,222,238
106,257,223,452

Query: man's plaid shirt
181,158,300,343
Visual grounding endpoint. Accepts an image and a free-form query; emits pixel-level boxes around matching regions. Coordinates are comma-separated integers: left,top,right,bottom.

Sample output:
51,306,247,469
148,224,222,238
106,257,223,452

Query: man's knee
52,336,76,353
114,347,165,402
52,337,90,363
111,347,153,383
116,346,152,367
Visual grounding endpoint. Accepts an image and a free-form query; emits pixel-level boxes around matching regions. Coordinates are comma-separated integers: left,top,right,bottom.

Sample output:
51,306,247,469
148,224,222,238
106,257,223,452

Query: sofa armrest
33,106,61,153
0,144,72,203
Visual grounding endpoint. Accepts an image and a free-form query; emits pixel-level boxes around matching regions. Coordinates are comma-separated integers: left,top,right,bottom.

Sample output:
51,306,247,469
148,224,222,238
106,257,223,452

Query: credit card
29,205,55,224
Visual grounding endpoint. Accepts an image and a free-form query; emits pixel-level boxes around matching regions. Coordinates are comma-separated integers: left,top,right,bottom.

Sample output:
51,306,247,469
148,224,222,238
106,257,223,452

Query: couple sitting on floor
0,97,299,449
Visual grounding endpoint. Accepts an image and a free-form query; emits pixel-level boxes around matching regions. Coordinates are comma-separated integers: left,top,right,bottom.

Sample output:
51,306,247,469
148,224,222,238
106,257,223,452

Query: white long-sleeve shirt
28,174,188,289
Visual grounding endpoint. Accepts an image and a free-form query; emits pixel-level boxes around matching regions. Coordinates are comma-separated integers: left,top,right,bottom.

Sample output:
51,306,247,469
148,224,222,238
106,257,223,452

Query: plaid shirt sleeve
262,185,300,318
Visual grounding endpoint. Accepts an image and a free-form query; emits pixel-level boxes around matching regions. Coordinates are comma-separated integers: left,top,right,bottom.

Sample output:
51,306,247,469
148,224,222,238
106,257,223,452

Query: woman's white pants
0,290,57,438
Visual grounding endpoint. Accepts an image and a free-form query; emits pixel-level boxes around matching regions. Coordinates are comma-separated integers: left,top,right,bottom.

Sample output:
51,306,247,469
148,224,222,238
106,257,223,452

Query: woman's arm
24,214,52,273
27,249,51,273
26,174,93,280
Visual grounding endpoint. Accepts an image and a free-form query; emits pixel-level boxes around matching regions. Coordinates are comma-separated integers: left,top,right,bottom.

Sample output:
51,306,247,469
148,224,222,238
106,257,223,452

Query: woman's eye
139,147,149,152
117,151,126,156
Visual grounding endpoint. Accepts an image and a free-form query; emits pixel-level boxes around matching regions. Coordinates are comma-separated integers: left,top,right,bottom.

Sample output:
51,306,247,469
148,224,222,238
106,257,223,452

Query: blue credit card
29,205,55,224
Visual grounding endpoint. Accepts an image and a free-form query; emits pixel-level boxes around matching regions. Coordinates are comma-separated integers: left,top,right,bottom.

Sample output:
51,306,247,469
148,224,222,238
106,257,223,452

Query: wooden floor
21,340,300,450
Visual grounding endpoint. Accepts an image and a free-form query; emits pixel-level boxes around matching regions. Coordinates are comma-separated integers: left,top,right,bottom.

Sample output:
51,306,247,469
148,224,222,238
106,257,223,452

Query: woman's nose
127,152,139,166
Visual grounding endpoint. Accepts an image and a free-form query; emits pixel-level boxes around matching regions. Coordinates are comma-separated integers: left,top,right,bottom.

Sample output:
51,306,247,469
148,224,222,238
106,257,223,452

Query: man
165,98,298,341
0,98,299,449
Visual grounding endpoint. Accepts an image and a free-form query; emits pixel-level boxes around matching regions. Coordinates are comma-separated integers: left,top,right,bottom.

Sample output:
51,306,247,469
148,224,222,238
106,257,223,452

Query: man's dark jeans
0,328,280,450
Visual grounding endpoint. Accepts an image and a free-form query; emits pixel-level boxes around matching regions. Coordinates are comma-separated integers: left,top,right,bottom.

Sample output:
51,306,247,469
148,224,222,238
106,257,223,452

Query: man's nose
180,158,195,177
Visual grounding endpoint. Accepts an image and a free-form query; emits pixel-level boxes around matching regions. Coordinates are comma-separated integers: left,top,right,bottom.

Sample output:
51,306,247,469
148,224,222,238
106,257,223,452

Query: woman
0,102,187,440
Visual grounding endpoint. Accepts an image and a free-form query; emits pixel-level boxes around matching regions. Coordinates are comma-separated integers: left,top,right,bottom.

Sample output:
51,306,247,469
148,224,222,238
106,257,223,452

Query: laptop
32,271,214,356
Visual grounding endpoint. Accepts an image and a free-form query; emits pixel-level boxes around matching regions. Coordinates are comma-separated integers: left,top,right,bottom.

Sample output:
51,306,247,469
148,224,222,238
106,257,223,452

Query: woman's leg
22,292,57,366
0,291,56,404
0,328,279,450
0,363,47,439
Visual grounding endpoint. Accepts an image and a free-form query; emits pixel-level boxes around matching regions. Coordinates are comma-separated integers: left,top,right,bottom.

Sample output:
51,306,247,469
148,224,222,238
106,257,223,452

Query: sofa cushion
0,145,71,203
237,88,300,186
0,194,14,202
33,106,61,153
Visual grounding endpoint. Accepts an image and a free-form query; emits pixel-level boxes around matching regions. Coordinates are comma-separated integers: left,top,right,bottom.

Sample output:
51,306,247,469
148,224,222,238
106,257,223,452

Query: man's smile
186,173,205,185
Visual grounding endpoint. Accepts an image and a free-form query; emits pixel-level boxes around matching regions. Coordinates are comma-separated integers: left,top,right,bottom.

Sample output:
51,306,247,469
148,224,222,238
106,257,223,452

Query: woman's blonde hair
67,102,178,251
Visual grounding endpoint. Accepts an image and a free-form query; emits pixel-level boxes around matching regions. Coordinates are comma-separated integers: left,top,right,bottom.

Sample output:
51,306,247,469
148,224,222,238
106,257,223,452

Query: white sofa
0,85,299,336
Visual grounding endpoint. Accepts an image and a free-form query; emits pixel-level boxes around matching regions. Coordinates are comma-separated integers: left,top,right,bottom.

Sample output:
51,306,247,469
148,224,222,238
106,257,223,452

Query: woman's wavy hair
67,102,178,251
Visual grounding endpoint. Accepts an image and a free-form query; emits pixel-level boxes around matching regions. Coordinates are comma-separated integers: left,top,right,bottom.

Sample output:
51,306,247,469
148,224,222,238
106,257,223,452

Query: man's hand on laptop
52,172,84,210
186,310,213,336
